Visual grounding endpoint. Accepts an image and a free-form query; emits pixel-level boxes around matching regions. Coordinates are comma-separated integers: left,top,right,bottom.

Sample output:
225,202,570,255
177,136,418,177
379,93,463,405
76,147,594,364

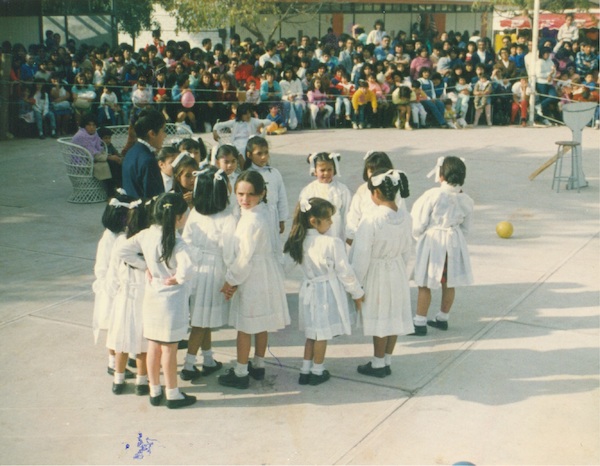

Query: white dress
350,205,414,337
118,225,195,342
182,209,237,328
105,234,148,354
226,171,240,218
297,230,364,340
299,179,352,243
225,203,290,334
346,182,408,241
411,181,474,289
92,229,120,343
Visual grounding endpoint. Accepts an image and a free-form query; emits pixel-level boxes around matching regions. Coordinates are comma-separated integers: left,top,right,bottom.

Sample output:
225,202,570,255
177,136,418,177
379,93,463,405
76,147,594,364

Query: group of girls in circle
93,132,474,409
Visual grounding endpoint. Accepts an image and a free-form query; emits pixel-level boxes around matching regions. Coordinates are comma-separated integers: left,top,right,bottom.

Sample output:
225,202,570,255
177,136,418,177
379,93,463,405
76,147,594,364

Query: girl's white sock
384,354,392,366
235,362,249,377
114,372,125,384
300,359,312,374
166,387,183,401
108,354,116,369
184,353,196,371
436,312,449,322
371,357,385,369
311,363,325,375
414,315,427,326
136,375,148,386
253,356,265,369
202,349,216,367
150,384,162,397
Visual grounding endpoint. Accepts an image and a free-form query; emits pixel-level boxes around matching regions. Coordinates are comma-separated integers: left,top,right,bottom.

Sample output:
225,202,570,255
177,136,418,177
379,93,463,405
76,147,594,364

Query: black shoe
357,362,386,378
112,382,126,394
107,367,136,379
127,358,137,368
166,392,196,409
385,366,392,376
218,368,250,389
201,360,223,376
135,384,149,396
248,361,265,380
309,370,331,386
180,366,202,381
149,392,163,406
298,373,310,385
428,319,449,330
409,324,427,336
177,340,189,350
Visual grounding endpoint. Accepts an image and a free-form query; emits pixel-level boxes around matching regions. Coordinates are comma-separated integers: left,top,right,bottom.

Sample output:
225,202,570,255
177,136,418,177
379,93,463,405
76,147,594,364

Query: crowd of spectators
2,16,599,139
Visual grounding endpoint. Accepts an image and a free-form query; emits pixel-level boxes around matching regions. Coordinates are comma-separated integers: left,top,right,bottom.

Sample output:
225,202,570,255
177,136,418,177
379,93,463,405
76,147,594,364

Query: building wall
0,16,39,46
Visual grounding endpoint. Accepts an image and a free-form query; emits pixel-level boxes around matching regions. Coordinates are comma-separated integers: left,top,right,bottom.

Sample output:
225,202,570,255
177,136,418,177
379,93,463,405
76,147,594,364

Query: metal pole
529,0,540,125
0,53,11,140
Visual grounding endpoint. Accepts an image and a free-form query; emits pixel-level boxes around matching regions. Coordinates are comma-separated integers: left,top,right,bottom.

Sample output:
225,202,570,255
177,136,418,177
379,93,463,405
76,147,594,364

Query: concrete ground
0,123,598,465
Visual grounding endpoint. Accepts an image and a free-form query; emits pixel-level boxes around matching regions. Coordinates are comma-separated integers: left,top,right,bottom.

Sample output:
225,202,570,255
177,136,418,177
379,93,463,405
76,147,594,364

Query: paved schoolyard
0,124,598,465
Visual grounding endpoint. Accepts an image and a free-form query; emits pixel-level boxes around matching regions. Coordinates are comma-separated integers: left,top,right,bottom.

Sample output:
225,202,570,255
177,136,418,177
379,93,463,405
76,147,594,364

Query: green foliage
115,0,155,40
473,0,595,16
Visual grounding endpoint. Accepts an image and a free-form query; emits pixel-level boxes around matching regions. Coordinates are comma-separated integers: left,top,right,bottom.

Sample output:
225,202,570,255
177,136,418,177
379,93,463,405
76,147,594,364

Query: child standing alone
410,156,474,336
284,198,364,385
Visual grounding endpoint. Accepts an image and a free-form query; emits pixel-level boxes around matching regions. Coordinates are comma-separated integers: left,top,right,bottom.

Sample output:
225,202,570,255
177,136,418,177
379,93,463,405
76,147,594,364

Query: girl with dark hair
218,170,290,389
284,197,363,386
171,152,199,209
212,102,269,157
214,144,241,211
118,192,196,409
350,169,413,378
180,166,236,382
410,156,473,336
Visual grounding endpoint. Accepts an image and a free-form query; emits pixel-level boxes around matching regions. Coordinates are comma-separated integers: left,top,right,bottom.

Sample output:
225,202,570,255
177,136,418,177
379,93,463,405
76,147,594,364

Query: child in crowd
454,75,472,121
219,171,290,388
181,166,237,382
410,156,474,336
178,138,208,164
213,103,269,159
409,80,428,129
299,152,351,242
473,73,492,126
350,169,413,377
171,152,200,209
265,103,288,135
97,126,123,189
284,198,364,385
444,99,466,129
99,85,120,126
307,77,333,129
157,146,178,192
351,79,377,129
118,192,196,409
333,71,355,124
391,85,412,130
214,144,241,214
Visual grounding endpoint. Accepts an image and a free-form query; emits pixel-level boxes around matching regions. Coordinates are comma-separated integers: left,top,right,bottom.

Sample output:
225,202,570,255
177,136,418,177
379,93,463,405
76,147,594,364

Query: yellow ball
496,221,514,239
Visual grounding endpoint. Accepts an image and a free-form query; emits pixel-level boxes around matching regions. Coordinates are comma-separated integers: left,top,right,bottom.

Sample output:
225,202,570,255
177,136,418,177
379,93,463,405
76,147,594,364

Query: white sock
150,384,162,397
300,359,312,374
114,372,125,384
253,356,265,369
136,375,148,386
414,315,427,326
436,312,449,322
235,362,249,377
166,387,183,400
384,354,392,366
202,350,215,367
108,354,115,369
184,353,196,371
311,363,324,375
372,357,385,369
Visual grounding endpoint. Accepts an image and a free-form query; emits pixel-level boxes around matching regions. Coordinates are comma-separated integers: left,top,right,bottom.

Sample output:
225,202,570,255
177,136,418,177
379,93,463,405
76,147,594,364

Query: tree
473,0,595,17
114,0,156,48
157,0,324,43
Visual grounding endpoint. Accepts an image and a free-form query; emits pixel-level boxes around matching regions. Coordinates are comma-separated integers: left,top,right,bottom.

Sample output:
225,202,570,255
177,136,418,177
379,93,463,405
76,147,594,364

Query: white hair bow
171,151,190,169
129,199,143,209
115,187,127,196
363,150,375,160
109,198,131,208
426,156,464,183
308,153,318,175
328,152,341,176
192,165,212,192
299,198,312,212
214,168,225,186
370,169,402,187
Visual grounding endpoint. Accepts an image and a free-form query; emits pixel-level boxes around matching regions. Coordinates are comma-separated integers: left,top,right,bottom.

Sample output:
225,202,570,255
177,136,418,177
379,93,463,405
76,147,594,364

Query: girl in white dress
118,192,196,409
92,194,132,378
219,170,290,389
106,199,149,396
350,169,413,378
346,151,408,244
411,156,473,335
180,166,237,381
214,144,240,217
212,103,269,160
299,152,352,243
284,198,364,386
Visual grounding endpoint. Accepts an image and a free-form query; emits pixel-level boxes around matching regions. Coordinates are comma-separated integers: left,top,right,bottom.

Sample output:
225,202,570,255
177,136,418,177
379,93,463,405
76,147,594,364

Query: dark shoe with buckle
201,360,223,376
385,366,392,376
248,361,265,380
357,362,386,378
298,373,310,385
135,384,149,396
149,392,163,407
427,319,449,331
112,382,126,394
218,368,250,389
309,370,331,386
180,365,202,381
166,392,197,409
409,324,427,336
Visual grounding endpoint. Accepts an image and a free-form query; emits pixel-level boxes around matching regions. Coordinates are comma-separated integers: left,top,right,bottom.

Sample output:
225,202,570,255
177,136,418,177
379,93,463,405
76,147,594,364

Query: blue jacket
122,142,164,199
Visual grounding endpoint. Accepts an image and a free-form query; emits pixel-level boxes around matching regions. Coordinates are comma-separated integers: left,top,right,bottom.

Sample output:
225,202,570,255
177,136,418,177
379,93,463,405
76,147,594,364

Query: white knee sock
114,372,125,384
371,357,385,369
202,349,215,367
184,353,196,371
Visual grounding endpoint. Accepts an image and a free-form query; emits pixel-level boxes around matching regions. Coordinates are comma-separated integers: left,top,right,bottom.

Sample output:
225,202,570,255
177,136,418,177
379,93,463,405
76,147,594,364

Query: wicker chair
57,138,108,204
105,123,193,154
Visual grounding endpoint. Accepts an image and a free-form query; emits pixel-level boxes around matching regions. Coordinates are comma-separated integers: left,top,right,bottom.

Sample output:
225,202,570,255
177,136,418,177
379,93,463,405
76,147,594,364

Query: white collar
137,138,156,153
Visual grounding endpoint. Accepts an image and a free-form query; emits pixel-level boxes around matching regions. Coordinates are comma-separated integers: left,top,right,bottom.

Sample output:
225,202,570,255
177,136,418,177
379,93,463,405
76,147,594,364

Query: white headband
371,169,403,187
308,152,341,176
427,156,465,183
115,187,127,196
214,168,225,186
109,198,142,209
192,165,211,192
171,151,190,169
363,150,375,161
299,198,312,212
